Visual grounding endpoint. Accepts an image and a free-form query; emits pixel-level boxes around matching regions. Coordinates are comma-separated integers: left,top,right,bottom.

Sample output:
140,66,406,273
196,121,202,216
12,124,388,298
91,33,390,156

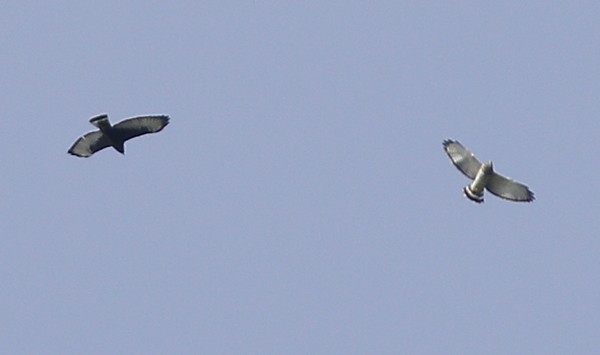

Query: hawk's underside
443,139,534,203
69,114,169,158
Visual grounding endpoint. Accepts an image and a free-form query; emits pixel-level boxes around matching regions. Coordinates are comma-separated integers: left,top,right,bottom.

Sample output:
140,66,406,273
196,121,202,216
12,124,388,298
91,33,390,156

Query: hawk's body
443,139,534,203
69,114,169,157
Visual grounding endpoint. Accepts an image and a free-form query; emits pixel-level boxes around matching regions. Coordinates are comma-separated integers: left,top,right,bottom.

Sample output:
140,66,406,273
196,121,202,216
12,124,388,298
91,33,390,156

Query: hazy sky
2,2,600,354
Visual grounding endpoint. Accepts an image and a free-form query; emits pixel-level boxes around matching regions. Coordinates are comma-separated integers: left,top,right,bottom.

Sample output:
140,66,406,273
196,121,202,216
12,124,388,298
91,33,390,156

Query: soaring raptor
68,114,169,158
443,139,534,203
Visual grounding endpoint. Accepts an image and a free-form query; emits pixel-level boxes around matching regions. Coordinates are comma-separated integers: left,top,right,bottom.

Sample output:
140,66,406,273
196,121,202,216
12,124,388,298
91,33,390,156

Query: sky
2,1,600,354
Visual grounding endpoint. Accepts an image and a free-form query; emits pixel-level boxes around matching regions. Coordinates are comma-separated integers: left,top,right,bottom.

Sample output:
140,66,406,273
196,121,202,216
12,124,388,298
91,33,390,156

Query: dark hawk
68,114,169,158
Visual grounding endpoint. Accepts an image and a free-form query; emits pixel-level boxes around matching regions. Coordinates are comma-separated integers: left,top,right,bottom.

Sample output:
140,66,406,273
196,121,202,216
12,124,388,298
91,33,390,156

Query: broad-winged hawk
68,114,169,158
443,139,534,203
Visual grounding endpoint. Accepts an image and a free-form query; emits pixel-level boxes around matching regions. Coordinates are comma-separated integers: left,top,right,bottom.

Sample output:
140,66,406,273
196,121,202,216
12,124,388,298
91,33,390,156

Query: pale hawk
68,114,169,158
443,139,534,203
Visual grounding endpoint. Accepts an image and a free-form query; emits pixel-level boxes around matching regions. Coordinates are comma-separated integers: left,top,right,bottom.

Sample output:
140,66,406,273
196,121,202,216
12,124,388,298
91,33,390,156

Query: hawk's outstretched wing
112,115,170,142
443,139,483,179
486,172,535,202
68,131,112,158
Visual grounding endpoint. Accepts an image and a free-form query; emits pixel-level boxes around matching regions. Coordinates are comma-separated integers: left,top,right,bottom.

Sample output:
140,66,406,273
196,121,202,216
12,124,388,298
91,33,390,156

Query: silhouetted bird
68,114,169,157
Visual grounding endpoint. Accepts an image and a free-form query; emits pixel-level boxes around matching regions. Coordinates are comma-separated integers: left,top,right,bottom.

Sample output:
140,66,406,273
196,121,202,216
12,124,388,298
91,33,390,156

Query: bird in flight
443,139,534,203
68,114,169,158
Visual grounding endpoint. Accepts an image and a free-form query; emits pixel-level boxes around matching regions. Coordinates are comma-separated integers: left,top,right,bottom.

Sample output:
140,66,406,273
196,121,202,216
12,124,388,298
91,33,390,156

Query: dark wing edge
68,131,111,158
112,115,170,142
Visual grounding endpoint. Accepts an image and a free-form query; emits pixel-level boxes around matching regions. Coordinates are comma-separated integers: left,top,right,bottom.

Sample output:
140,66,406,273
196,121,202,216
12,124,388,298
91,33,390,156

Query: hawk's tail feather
89,114,110,129
464,186,484,203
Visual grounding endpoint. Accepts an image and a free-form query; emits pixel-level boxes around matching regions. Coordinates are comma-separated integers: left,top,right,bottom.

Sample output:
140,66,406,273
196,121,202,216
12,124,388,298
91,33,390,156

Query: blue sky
2,2,600,354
